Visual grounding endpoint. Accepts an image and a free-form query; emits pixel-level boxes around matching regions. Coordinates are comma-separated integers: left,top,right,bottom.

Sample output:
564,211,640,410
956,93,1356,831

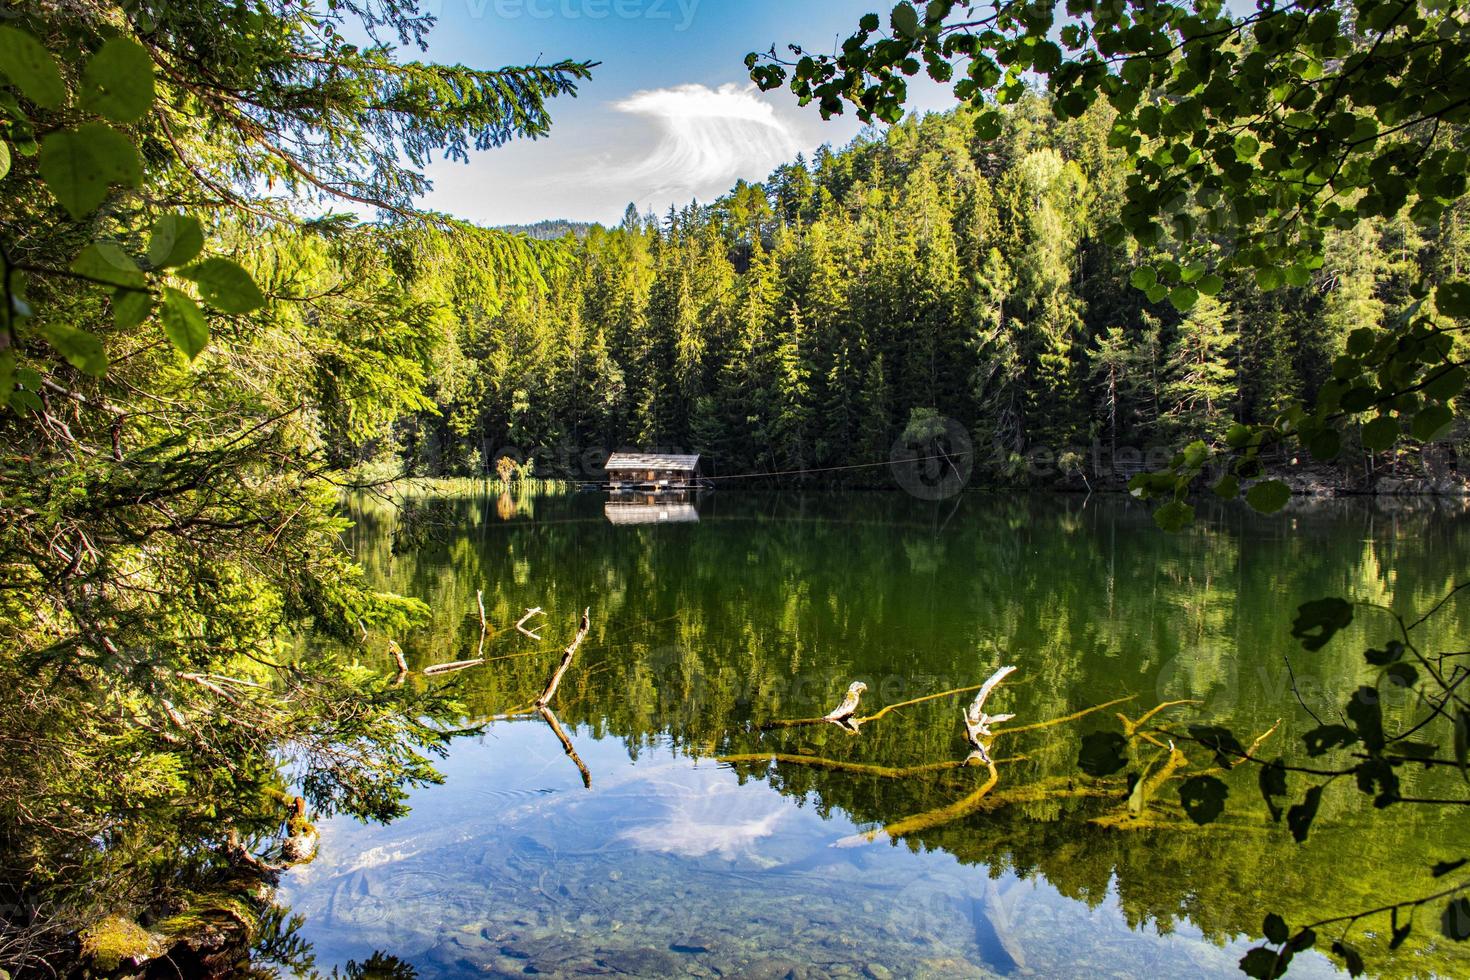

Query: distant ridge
498,219,599,241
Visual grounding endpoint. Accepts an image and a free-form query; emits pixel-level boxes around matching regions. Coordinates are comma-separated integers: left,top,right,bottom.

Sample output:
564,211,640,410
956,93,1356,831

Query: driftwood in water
535,607,590,707
719,752,1027,779
423,657,486,676
836,757,1003,847
539,706,591,788
420,591,496,675
517,606,545,640
824,681,867,723
832,694,1164,847
388,640,409,675
963,665,1017,762
476,590,491,658
760,681,992,732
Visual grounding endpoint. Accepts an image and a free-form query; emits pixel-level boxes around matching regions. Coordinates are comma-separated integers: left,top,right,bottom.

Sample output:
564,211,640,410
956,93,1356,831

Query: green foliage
1244,479,1290,514
38,122,142,220
160,287,208,361
0,2,590,972
148,215,204,270
0,26,66,108
1178,774,1228,824
752,1,1470,285
1291,597,1354,652
182,258,265,314
80,38,154,124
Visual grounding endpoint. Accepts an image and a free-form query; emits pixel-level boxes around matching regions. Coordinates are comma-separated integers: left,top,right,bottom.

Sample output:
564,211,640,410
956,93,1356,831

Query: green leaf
1330,941,1364,977
1361,414,1399,451
1442,898,1470,941
1347,688,1388,752
1239,947,1289,980
1189,725,1246,768
1307,430,1341,461
891,3,919,38
1302,724,1358,756
1291,598,1353,652
81,37,155,124
71,242,144,289
1168,285,1198,312
42,323,108,376
147,214,204,270
9,387,42,414
1213,474,1239,499
1178,774,1228,825
113,288,152,330
1389,910,1412,949
1434,858,1469,878
1263,913,1289,946
1196,273,1224,296
1364,640,1405,665
1385,662,1418,688
1286,784,1322,843
1153,499,1194,532
1129,266,1156,290
1413,404,1454,442
1340,386,1377,413
1245,479,1290,514
39,123,143,219
0,139,10,180
1425,366,1467,402
0,26,67,109
160,287,209,360
1077,730,1128,777
1259,759,1287,821
1436,281,1470,318
182,257,265,313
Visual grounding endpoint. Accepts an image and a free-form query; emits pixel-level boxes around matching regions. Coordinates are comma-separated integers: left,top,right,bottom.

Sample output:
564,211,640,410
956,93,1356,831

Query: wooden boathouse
598,453,706,491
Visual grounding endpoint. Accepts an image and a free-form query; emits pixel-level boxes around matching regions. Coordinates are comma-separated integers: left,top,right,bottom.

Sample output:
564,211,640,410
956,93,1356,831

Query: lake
279,491,1470,979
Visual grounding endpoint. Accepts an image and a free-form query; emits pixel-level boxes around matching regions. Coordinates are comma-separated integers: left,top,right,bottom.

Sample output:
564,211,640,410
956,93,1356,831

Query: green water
281,492,1470,979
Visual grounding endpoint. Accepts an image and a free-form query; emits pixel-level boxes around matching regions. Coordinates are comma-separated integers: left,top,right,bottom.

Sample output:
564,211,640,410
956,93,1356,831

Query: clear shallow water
282,492,1470,978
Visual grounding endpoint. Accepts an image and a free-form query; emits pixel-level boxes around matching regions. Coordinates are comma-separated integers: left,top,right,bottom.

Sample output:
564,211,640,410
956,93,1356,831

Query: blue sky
408,1,952,225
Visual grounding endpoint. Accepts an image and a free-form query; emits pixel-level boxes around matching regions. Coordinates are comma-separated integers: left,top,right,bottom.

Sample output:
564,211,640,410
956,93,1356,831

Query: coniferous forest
393,102,1468,487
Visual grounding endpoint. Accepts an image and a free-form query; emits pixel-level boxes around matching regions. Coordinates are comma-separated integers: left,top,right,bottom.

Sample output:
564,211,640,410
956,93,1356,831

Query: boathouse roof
603,453,701,471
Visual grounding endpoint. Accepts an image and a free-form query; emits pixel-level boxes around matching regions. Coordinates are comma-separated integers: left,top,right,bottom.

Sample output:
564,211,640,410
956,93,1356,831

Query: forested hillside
392,99,1468,487
498,218,597,241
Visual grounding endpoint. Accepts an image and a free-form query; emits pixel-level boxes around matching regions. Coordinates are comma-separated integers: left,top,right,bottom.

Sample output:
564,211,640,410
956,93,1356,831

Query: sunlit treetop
0,1,593,388
750,0,1470,307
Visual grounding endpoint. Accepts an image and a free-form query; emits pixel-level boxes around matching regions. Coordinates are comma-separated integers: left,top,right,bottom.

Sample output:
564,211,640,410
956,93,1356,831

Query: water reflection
604,491,701,525
282,492,1470,978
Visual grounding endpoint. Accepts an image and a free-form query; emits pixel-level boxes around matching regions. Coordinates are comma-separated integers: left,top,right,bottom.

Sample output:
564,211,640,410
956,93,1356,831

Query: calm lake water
280,491,1470,979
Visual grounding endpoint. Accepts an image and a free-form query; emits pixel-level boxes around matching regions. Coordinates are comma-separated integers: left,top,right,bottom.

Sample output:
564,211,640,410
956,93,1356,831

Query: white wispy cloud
610,82,803,206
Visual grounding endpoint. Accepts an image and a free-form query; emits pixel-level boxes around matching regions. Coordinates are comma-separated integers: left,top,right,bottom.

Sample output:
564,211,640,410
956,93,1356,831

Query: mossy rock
80,915,165,971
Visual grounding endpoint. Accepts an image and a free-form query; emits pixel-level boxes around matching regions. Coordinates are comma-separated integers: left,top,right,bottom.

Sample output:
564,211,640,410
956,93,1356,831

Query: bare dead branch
535,608,590,708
